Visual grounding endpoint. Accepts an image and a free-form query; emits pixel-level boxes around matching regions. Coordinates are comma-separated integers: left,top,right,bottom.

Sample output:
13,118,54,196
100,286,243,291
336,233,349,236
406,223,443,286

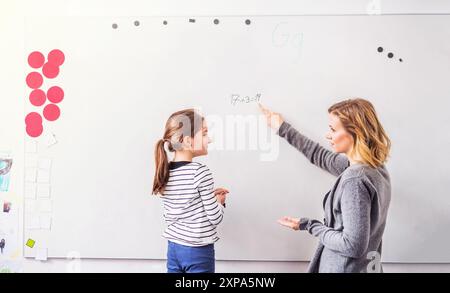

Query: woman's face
326,113,354,154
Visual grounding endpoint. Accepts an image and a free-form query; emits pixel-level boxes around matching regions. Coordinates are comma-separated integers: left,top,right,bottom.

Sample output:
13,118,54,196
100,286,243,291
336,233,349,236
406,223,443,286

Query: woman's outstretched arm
259,103,349,176
277,121,349,176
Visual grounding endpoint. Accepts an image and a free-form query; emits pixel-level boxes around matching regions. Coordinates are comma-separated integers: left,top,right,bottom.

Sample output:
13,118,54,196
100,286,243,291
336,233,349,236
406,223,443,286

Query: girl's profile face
326,113,354,154
192,120,210,157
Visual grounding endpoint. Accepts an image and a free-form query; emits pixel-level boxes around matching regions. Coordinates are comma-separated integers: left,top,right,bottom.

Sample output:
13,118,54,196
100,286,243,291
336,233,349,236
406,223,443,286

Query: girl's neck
173,151,193,162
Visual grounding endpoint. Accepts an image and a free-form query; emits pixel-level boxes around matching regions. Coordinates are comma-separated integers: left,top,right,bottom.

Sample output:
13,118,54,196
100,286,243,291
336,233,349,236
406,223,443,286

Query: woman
259,98,391,273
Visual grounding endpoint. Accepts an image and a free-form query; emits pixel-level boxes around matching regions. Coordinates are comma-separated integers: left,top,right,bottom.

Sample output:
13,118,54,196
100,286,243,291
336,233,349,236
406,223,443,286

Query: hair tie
162,138,173,152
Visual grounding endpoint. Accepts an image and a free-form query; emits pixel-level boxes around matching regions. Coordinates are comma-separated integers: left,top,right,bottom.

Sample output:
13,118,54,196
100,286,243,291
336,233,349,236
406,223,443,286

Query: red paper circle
28,51,45,69
26,123,43,138
47,86,64,103
43,104,60,121
42,62,60,79
29,89,46,106
25,112,43,125
26,72,43,89
48,49,65,66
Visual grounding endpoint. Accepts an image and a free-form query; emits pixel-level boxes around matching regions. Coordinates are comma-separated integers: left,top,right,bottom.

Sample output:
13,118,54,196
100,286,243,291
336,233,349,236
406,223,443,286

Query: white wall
2,0,450,273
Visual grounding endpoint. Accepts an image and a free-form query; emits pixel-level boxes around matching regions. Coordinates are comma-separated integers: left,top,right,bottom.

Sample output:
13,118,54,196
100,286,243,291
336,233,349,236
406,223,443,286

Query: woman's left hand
278,216,300,230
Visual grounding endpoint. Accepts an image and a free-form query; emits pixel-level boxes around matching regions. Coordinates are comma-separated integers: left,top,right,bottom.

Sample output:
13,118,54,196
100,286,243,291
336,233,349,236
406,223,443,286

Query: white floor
21,259,450,273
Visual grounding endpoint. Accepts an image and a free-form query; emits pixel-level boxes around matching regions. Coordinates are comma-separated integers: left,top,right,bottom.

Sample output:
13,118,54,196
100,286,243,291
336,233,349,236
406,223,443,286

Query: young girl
152,108,228,273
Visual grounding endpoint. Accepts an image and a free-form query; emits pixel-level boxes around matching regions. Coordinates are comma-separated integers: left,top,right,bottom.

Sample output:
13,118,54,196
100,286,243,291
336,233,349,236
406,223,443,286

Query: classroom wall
2,0,450,273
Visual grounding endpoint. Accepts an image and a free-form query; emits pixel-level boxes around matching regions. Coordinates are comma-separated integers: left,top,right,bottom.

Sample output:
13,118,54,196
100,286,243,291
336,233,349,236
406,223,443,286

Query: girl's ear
182,136,193,150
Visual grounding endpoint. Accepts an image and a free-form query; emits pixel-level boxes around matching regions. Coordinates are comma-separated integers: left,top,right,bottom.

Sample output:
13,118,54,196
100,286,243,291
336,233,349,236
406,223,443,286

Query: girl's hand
258,103,285,131
214,188,229,206
277,216,300,231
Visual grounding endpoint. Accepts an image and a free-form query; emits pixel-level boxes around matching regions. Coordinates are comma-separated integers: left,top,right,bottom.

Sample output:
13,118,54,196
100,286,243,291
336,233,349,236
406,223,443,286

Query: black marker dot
387,52,394,58
399,58,403,62
163,20,168,25
377,47,383,53
245,19,251,25
214,19,219,25
134,20,140,26
189,19,196,23
112,23,118,29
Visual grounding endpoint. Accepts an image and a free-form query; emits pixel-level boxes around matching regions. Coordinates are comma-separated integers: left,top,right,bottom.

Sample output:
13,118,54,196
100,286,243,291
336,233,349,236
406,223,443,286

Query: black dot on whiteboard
134,21,140,26
245,19,251,25
377,47,383,53
112,23,118,29
388,52,394,58
214,19,219,25
163,20,168,25
399,58,403,62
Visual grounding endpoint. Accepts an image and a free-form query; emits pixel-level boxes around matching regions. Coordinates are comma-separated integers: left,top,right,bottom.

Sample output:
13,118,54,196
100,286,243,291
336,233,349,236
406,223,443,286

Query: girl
260,99,391,273
152,108,228,273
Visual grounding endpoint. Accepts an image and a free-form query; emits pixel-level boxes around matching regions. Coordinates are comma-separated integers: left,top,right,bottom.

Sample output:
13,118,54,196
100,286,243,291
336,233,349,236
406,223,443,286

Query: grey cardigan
277,122,391,273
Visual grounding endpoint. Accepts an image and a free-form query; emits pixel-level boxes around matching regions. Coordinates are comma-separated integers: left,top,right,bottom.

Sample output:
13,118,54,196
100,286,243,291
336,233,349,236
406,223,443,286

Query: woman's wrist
276,121,289,135
299,217,311,231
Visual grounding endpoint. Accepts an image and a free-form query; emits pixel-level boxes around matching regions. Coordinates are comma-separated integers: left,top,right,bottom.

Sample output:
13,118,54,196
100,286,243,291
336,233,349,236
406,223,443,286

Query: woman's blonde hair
328,98,391,168
152,109,204,195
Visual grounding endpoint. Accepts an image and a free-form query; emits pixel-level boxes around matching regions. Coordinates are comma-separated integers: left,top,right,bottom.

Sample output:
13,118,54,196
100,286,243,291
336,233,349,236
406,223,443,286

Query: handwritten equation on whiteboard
231,93,262,106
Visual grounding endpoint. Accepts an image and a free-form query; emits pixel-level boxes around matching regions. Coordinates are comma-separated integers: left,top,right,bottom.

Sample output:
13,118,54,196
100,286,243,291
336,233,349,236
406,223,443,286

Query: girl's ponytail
152,139,170,195
152,108,204,195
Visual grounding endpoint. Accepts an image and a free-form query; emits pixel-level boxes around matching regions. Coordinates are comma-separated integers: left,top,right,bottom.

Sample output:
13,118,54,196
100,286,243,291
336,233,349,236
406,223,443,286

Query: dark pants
167,241,215,273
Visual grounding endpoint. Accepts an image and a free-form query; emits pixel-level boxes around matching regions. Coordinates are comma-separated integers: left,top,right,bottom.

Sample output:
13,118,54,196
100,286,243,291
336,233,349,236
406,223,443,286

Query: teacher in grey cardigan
260,98,391,273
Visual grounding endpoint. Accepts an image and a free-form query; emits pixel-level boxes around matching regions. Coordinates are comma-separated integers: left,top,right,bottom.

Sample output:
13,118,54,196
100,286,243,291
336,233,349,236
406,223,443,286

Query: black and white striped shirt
161,161,224,247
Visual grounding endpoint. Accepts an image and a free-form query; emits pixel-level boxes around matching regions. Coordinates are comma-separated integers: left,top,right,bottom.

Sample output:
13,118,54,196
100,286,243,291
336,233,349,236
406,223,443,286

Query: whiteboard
23,15,450,262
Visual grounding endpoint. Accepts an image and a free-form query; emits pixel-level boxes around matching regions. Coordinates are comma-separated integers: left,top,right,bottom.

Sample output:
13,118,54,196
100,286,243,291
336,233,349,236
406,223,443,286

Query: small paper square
36,184,51,198
25,155,38,168
39,200,52,212
24,183,37,199
40,214,52,230
25,140,37,153
35,248,48,261
38,158,52,170
26,214,40,229
26,238,36,248
25,199,37,213
25,168,37,182
46,132,58,147
37,169,50,183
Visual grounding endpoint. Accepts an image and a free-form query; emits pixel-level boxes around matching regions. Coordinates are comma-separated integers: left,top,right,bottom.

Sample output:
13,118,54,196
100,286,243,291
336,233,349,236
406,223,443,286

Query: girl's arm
277,122,349,176
194,165,224,227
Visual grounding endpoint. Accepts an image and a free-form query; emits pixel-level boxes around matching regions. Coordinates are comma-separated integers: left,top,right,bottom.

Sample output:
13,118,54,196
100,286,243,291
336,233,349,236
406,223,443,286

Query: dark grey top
277,122,391,273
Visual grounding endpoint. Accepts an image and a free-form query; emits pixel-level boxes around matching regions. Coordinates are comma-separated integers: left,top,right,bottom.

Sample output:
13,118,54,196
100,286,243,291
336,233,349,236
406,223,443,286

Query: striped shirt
160,161,224,247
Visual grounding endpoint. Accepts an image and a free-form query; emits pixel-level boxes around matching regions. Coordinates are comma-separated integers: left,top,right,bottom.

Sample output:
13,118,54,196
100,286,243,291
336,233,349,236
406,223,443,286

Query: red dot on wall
47,86,64,103
26,72,43,89
25,112,43,125
43,104,60,121
26,123,43,138
42,62,60,79
28,51,45,69
29,89,47,106
48,49,65,66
